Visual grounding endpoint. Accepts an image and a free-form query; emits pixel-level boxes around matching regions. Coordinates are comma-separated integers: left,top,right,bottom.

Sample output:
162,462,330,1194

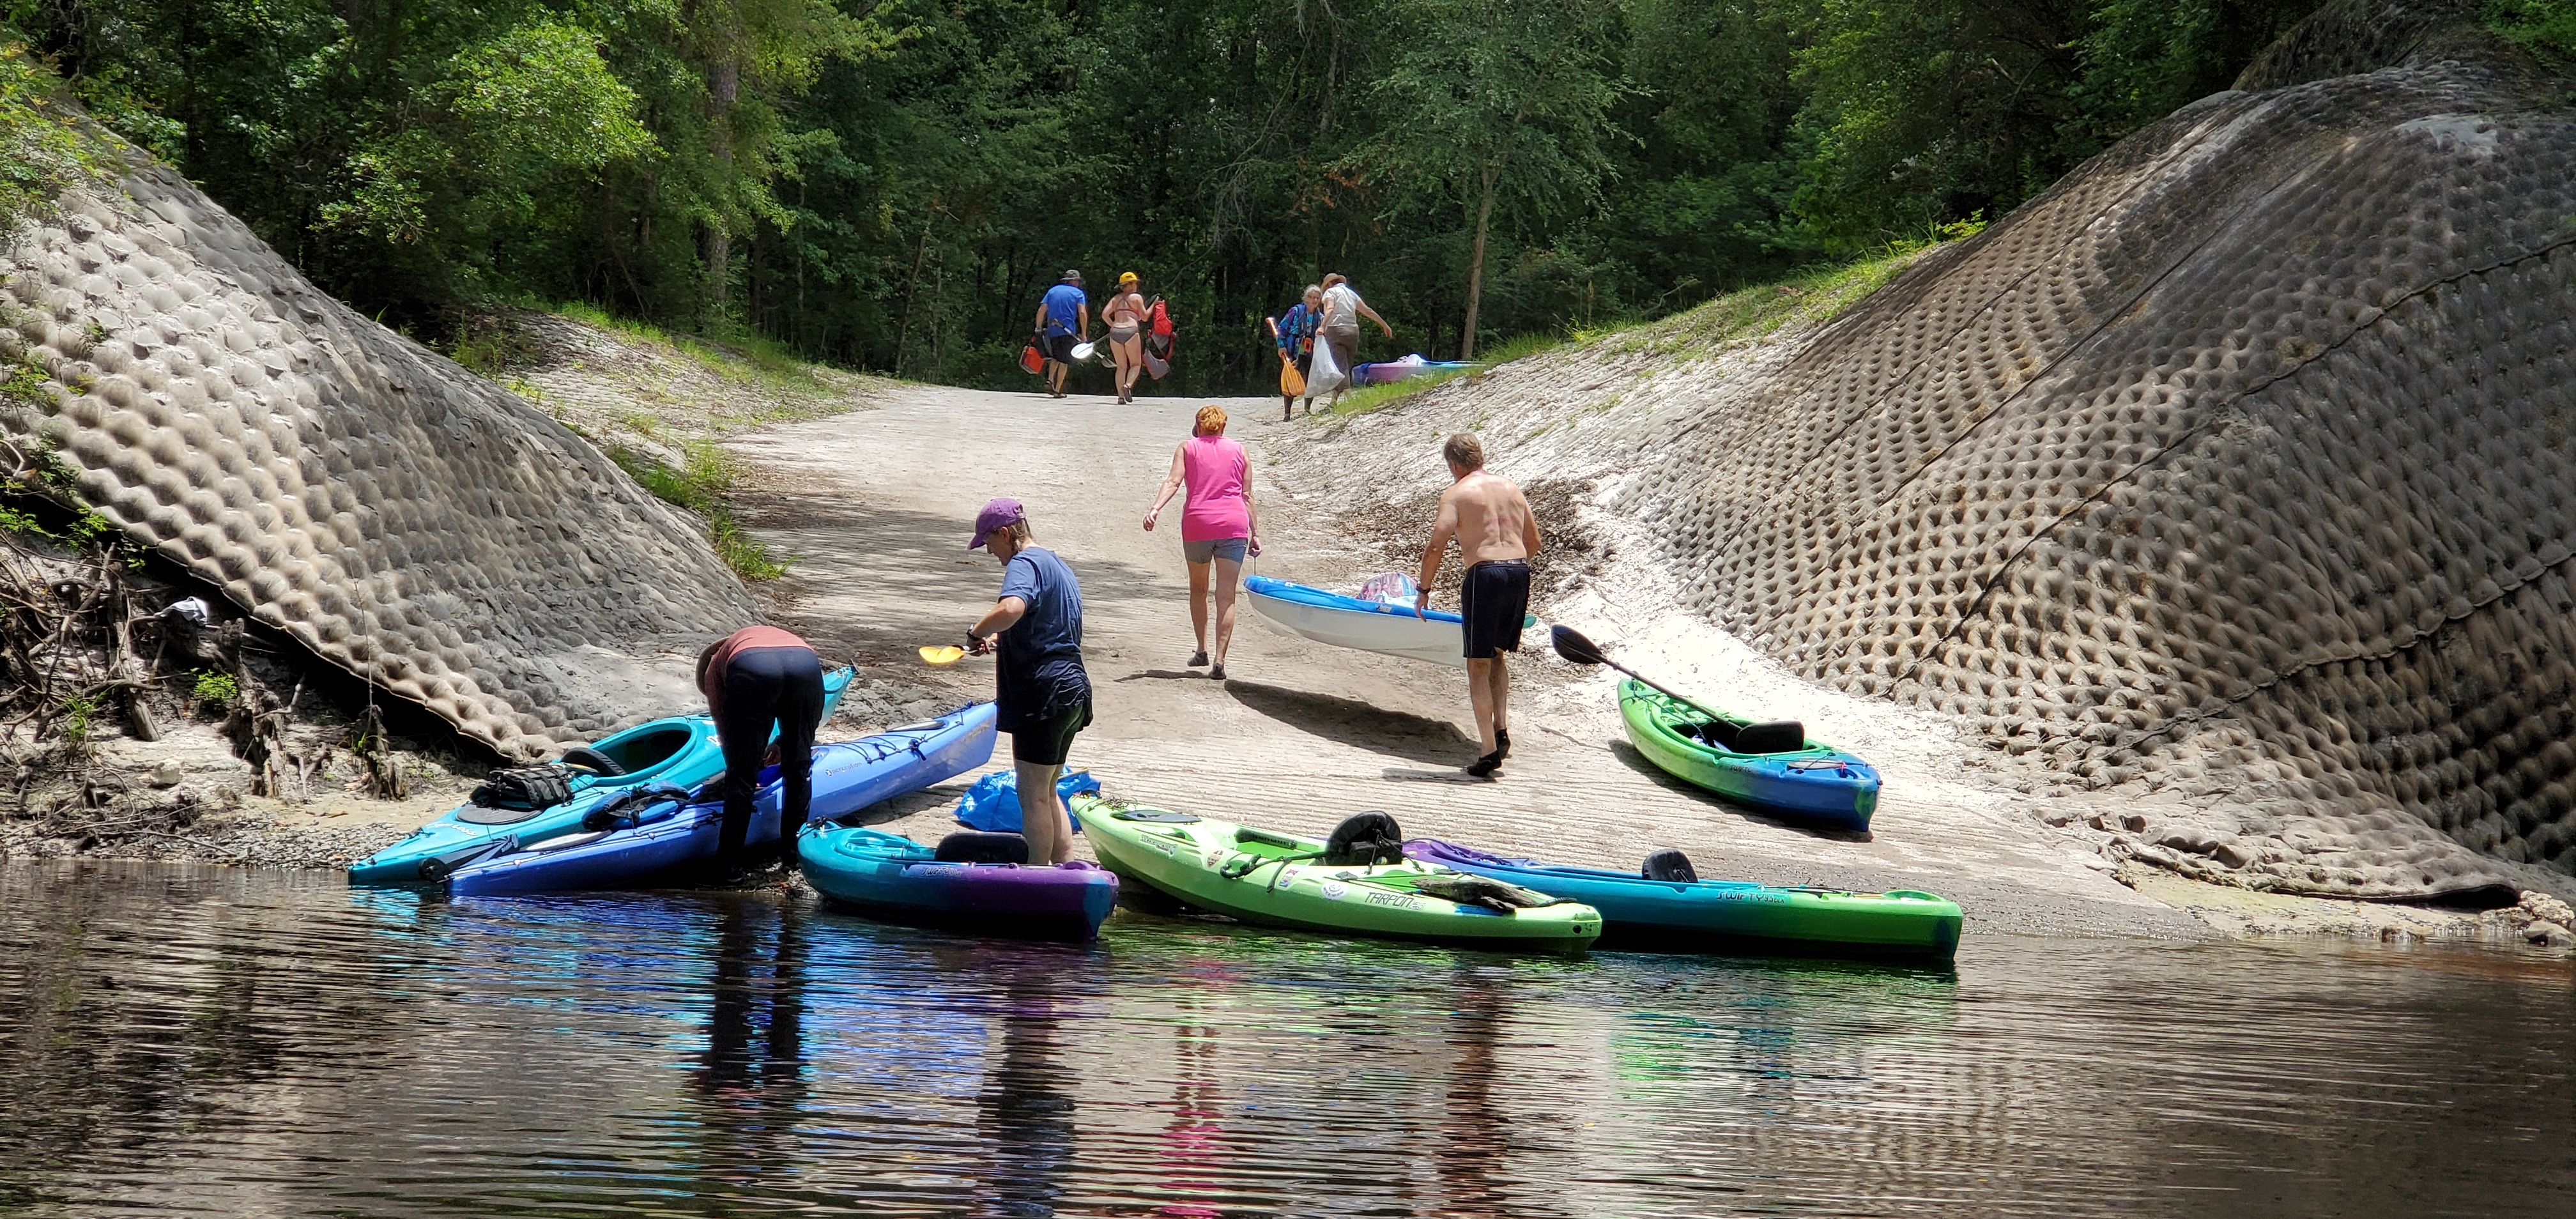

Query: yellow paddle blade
918,645,966,665
1279,358,1307,396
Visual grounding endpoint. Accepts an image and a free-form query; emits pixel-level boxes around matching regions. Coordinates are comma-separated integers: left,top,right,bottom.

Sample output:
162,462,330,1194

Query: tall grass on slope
1316,234,1954,420
610,441,790,582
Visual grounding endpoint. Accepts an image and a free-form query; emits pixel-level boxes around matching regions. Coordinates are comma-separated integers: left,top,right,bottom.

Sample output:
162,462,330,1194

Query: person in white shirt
1317,272,1393,408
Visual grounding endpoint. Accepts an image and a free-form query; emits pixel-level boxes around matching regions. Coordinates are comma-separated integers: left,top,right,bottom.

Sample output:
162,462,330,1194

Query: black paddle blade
1551,624,1608,666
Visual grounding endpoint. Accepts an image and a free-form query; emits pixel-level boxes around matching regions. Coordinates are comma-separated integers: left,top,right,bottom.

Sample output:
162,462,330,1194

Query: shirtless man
1416,433,1541,778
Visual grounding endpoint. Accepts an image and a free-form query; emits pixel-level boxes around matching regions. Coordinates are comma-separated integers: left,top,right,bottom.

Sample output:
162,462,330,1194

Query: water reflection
694,898,811,1196
1,862,2572,1218
977,965,1076,1216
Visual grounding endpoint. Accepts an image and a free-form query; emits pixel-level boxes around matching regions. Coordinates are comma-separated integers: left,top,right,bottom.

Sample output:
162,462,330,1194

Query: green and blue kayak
1073,794,1602,953
1619,678,1880,830
1407,839,1961,960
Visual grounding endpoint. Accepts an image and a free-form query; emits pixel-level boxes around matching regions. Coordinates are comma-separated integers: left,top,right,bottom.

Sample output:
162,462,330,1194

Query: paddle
1549,625,1733,725
918,645,966,665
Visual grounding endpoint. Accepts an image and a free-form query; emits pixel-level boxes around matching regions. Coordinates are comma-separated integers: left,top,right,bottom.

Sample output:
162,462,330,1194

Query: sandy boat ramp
728,385,2202,939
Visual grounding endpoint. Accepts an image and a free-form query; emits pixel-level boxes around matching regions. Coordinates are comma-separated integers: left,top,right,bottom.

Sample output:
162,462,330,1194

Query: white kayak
1246,575,1531,668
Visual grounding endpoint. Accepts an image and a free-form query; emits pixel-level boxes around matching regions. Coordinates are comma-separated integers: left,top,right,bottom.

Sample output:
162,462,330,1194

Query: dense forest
15,0,2524,394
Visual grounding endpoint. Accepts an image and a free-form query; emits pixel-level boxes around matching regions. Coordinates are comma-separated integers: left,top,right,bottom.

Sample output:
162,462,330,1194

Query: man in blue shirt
965,496,1091,864
1031,270,1089,398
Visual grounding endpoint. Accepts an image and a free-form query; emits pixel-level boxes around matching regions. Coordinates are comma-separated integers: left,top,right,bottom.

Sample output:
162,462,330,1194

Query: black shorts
1010,700,1089,766
1460,559,1531,659
1045,333,1077,364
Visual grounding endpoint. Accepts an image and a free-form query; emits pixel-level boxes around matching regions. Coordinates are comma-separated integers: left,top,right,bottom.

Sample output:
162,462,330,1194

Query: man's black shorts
1011,700,1089,765
1045,333,1077,364
1460,559,1531,660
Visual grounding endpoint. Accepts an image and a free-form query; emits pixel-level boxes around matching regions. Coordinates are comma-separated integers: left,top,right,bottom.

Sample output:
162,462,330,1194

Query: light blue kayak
1244,575,1529,668
445,702,997,896
349,667,854,885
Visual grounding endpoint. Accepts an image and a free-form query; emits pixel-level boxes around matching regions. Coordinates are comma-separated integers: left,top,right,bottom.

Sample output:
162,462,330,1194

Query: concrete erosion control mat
1635,0,2575,899
1,150,758,760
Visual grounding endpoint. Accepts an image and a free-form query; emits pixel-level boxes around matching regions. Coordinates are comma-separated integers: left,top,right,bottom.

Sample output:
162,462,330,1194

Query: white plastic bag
1307,334,1347,396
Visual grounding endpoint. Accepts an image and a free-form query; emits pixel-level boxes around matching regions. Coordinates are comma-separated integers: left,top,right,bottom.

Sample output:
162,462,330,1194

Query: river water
2,862,2570,1217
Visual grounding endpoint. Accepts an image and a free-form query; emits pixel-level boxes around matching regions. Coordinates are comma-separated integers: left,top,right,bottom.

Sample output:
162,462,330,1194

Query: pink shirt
1178,435,1252,542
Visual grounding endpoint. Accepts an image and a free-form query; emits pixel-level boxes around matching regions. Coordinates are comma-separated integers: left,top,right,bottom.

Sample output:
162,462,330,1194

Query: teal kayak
349,666,852,884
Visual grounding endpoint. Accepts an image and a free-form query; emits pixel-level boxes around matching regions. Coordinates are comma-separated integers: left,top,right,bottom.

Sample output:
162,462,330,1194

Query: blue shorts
1184,537,1249,564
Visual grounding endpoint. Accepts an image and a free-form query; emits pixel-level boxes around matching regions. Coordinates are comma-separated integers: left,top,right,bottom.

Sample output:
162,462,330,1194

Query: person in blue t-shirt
964,496,1091,864
1031,270,1090,399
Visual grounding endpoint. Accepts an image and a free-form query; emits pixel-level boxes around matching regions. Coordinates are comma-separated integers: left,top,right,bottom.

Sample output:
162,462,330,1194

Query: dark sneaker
1495,728,1512,759
1189,650,1209,667
1465,749,1503,779
1209,663,1227,680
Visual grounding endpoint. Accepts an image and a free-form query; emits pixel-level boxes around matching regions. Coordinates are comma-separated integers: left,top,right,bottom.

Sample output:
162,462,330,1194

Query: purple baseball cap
968,497,1025,549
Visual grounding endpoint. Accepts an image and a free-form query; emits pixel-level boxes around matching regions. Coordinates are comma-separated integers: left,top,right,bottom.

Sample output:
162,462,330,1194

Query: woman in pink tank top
1144,405,1262,678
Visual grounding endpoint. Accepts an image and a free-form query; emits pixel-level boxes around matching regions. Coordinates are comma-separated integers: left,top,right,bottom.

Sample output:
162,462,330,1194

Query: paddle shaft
1596,654,1736,727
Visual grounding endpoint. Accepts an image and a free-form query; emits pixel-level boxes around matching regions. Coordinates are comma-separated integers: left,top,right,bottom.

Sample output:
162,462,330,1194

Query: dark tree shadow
1223,680,1476,764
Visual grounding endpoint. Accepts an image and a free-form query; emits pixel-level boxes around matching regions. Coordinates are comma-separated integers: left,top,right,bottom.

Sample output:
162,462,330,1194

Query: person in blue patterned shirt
1273,284,1322,419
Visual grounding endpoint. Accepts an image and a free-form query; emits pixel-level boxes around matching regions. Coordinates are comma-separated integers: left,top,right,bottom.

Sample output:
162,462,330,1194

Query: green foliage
57,691,93,744
2490,0,2576,62
6,0,2332,387
0,39,111,227
611,441,790,580
192,670,239,712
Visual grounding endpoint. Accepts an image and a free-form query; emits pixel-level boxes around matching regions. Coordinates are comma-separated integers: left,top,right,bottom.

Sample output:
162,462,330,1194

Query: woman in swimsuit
1103,272,1147,404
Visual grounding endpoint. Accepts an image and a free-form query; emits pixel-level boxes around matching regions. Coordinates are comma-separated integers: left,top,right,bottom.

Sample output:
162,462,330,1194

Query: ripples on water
2,861,2570,1216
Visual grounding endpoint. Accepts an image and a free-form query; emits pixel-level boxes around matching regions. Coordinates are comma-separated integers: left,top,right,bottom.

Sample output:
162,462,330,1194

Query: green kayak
1073,795,1602,953
1619,678,1882,831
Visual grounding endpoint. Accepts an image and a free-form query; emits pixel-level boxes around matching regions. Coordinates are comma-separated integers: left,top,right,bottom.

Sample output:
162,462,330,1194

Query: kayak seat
1641,849,1699,883
935,831,1030,865
558,746,628,777
1696,717,1805,755
1323,811,1406,866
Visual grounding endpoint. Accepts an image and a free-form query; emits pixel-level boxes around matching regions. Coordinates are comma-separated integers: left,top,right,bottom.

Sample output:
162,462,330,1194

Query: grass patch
1326,333,1570,417
555,300,826,392
610,440,790,581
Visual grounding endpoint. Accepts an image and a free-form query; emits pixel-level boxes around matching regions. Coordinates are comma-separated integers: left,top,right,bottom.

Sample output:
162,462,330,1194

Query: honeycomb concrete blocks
0,157,759,760
1624,0,2576,897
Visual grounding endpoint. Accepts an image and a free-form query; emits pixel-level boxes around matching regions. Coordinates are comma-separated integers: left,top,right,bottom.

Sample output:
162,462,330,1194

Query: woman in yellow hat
1101,271,1148,404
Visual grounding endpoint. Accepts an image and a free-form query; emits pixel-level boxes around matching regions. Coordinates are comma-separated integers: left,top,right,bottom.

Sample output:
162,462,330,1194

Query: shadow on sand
1222,680,1477,765
1604,739,1873,843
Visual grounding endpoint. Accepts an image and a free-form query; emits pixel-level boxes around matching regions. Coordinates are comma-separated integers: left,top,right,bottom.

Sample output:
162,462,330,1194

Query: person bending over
965,498,1091,864
698,624,825,868
1415,433,1540,778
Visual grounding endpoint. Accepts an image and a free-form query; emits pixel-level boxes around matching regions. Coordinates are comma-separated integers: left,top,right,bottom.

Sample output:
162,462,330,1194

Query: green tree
1361,0,1632,356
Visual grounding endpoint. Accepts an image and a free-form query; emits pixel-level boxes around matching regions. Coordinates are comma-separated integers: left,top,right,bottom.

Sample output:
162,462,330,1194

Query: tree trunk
703,53,741,321
1460,165,1498,360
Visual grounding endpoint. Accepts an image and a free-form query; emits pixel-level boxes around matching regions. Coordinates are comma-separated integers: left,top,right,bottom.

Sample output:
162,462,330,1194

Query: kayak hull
1618,679,1880,830
445,702,998,896
1075,793,1600,953
798,824,1119,939
1244,575,1469,668
349,667,853,885
1406,838,1959,960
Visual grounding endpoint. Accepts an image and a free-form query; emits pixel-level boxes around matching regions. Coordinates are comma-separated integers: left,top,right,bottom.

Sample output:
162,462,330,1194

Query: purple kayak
796,822,1119,940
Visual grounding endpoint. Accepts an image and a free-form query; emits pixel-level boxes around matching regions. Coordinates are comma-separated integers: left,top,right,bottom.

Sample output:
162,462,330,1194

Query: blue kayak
445,702,997,896
349,667,854,885
1406,839,1961,960
798,824,1120,940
